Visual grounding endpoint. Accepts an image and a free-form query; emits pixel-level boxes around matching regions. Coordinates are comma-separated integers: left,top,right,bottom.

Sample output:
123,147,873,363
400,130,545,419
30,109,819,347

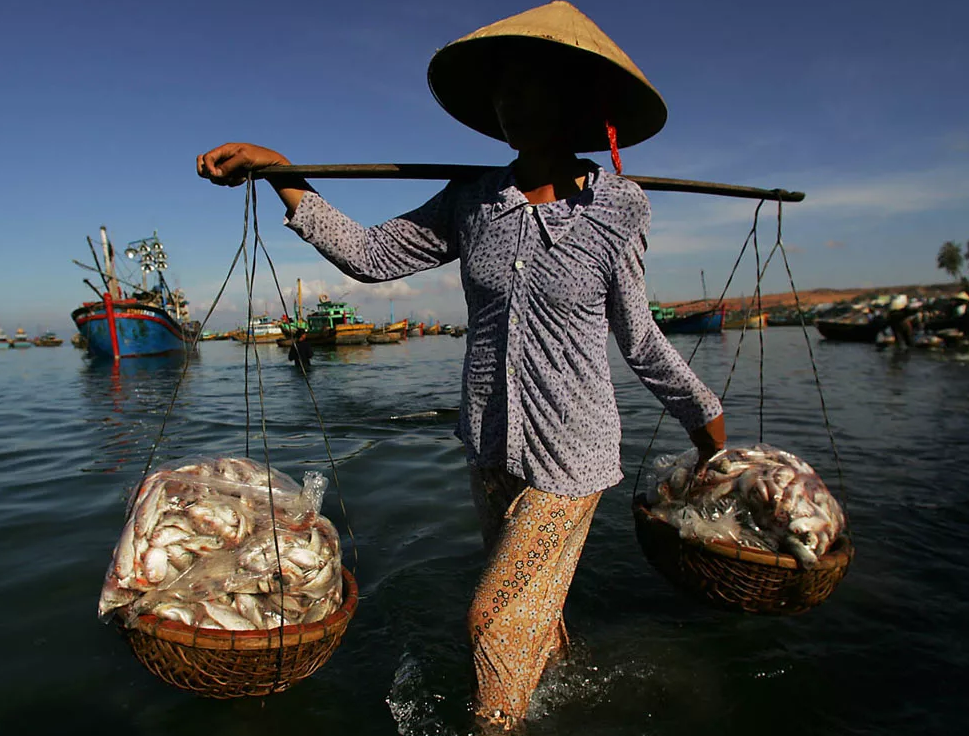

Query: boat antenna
86,236,111,292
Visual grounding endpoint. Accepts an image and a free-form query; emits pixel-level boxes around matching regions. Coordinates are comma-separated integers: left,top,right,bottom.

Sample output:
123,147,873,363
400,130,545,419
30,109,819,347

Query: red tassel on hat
606,120,622,175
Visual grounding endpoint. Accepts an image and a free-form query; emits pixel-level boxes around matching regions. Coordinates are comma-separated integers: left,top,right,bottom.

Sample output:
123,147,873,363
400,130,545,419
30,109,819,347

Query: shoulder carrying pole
254,164,805,203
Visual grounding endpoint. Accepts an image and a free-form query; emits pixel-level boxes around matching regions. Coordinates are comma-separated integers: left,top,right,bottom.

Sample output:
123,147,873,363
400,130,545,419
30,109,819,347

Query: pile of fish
98,456,343,630
647,444,845,568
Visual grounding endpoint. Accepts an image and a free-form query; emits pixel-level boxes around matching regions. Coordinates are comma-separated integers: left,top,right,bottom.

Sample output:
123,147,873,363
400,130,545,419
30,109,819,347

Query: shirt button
510,316,520,325
524,205,534,215
514,259,525,270
507,367,516,376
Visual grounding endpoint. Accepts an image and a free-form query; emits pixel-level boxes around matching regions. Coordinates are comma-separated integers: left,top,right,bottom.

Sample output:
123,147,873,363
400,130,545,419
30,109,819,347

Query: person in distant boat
287,329,313,368
198,1,725,728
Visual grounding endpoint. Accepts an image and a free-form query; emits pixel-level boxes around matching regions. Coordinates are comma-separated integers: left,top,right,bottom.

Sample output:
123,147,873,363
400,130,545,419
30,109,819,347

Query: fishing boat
0,327,8,346
33,330,63,347
367,331,401,345
723,311,769,330
652,305,724,335
71,227,199,359
9,328,33,348
369,318,409,342
280,294,374,347
424,322,442,336
407,322,425,337
232,315,285,344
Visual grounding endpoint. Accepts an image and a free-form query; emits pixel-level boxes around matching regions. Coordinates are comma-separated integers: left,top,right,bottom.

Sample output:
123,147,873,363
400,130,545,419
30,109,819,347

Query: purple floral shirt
286,162,722,496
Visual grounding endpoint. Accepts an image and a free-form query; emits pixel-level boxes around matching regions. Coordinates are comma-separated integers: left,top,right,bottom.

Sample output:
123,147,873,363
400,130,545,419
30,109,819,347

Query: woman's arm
197,143,459,282
606,200,725,457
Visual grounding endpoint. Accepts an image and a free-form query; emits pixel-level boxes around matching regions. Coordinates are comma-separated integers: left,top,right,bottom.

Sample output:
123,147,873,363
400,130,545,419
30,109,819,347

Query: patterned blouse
285,162,722,496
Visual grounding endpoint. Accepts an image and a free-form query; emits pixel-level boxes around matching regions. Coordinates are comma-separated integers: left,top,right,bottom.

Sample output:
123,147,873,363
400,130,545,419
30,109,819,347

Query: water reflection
78,352,200,474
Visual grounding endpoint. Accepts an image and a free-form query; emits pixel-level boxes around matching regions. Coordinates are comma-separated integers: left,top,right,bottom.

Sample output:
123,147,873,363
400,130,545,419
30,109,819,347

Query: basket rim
632,496,853,571
128,565,359,647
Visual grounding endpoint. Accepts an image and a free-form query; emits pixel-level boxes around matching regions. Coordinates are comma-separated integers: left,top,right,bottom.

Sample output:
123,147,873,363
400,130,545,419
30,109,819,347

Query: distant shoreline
662,282,965,314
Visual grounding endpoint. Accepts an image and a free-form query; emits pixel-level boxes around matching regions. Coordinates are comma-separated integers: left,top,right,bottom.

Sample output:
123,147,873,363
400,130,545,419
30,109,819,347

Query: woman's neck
513,151,586,204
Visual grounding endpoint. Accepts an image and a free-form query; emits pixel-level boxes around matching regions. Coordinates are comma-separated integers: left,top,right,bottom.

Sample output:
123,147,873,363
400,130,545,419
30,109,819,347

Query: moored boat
407,322,425,337
369,318,409,343
815,317,886,343
723,311,769,330
9,328,33,348
231,315,285,344
71,228,198,359
282,296,374,346
33,330,63,347
653,306,724,335
424,322,442,336
0,327,9,346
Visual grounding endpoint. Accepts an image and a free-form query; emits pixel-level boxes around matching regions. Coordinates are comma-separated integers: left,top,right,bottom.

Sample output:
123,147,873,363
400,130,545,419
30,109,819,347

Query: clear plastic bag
644,444,845,567
99,456,343,629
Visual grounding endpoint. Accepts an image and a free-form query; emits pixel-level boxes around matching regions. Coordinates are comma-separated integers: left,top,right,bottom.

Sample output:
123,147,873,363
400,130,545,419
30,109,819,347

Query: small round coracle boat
120,567,358,698
632,496,853,615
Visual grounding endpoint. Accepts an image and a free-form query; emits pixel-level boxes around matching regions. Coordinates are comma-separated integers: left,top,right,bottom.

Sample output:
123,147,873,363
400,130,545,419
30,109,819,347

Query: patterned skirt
469,467,601,729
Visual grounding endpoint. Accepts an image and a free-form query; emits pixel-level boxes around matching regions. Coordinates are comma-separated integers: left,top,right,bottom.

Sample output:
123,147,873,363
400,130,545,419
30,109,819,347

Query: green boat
279,294,374,346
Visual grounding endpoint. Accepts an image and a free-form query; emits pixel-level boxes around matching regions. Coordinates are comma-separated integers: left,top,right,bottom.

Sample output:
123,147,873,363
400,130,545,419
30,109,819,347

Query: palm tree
937,241,965,280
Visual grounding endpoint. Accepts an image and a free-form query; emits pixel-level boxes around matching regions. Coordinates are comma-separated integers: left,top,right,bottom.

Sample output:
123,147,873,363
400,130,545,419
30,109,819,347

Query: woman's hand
197,143,291,187
689,413,726,473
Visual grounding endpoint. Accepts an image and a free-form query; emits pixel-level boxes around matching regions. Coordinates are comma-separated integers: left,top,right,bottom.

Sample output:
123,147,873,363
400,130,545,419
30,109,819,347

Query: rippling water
1,330,966,736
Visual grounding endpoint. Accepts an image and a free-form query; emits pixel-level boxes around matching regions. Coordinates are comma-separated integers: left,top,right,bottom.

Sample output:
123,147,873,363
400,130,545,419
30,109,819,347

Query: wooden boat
815,318,886,343
653,306,724,335
284,296,375,346
0,327,9,346
72,228,198,359
231,315,285,344
368,319,409,343
33,330,63,347
9,328,33,348
723,311,768,330
424,322,442,336
367,331,401,345
407,322,425,337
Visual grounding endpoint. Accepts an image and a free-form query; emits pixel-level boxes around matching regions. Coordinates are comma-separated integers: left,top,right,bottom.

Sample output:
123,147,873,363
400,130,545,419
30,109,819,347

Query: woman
198,2,725,728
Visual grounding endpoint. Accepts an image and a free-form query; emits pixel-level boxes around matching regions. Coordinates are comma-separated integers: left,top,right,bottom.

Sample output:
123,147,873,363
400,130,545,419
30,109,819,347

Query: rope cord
632,200,765,497
237,184,287,687
630,196,850,539
771,200,851,534
131,182,253,510
247,177,359,574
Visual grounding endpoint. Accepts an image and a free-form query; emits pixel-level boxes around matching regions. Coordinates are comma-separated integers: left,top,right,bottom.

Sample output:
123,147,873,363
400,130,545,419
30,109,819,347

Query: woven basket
120,566,359,698
632,497,852,615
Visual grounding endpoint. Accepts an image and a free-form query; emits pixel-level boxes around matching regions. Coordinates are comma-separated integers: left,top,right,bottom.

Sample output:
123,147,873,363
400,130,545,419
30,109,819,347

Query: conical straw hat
427,1,667,152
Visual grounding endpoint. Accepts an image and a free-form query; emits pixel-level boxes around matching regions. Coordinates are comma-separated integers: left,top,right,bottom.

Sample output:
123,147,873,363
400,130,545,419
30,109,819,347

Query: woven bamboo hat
427,1,667,152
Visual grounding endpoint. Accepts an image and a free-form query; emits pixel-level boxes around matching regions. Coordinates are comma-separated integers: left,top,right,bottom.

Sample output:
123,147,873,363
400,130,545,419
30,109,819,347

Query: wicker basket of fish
632,444,853,615
98,456,357,698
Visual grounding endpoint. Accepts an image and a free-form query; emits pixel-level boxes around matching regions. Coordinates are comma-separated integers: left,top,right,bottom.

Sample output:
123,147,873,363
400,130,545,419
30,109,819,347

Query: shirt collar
491,159,600,209
490,162,602,246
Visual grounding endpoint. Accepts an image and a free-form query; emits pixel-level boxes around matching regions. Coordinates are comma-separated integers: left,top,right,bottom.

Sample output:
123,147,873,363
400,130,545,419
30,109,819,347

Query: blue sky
1,0,967,336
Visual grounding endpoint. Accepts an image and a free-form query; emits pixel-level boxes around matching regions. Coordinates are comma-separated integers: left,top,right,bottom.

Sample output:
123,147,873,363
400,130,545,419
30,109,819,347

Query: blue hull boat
72,297,196,359
655,307,725,335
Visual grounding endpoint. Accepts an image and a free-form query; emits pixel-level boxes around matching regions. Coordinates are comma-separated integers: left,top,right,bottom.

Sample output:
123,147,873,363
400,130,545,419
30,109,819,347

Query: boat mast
297,278,303,321
100,226,120,300
700,270,709,304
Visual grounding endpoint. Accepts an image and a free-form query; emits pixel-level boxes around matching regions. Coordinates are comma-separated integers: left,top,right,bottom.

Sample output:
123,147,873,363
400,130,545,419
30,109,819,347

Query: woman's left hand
689,414,726,473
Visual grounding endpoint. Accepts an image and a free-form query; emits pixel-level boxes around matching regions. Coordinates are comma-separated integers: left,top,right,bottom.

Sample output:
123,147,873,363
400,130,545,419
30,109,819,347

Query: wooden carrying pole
254,164,805,203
